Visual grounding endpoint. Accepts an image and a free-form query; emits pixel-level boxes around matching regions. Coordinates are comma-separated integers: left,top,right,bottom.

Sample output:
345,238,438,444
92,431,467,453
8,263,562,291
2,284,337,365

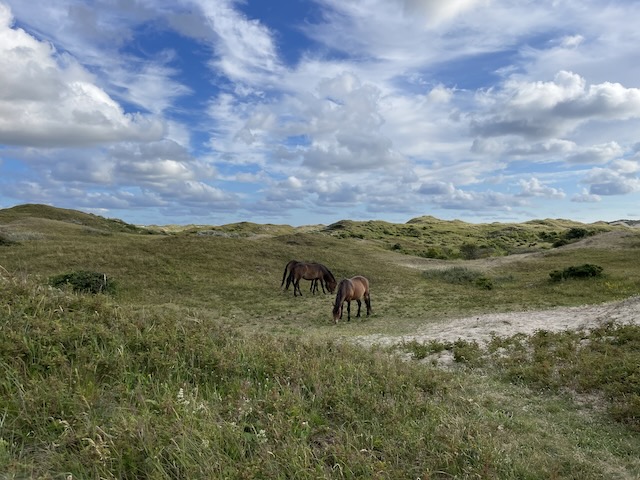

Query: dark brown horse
332,276,372,323
286,262,337,296
281,260,321,293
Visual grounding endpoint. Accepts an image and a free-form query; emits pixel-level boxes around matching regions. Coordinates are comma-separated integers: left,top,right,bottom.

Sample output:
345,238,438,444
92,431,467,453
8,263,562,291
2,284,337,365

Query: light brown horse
332,276,372,323
286,262,337,296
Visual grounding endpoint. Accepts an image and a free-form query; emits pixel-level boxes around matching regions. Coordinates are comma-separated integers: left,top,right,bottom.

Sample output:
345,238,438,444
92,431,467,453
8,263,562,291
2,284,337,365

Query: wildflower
177,387,190,406
256,429,268,444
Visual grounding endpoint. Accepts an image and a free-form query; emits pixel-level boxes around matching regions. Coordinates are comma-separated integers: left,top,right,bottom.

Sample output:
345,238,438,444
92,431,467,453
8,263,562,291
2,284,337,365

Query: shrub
565,227,589,240
0,232,17,246
48,270,116,294
423,267,495,290
549,264,604,282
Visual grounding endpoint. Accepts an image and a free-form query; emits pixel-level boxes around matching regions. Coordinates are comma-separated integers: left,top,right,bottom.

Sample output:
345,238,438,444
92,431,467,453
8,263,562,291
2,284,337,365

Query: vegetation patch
549,264,604,282
423,266,494,290
49,270,116,294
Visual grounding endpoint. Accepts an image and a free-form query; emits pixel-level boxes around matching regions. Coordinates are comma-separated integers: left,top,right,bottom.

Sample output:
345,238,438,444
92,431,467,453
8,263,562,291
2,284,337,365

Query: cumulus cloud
517,177,565,198
0,4,165,148
416,180,527,212
471,71,640,140
582,167,640,196
571,189,601,203
222,72,407,173
566,142,623,165
418,181,455,195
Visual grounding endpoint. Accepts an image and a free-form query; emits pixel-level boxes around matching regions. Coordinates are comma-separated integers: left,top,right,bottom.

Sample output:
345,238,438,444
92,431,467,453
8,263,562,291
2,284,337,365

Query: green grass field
1,204,639,478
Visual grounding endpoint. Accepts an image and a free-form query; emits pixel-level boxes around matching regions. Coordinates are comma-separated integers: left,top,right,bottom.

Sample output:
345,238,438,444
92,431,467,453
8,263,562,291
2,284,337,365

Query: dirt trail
354,295,640,348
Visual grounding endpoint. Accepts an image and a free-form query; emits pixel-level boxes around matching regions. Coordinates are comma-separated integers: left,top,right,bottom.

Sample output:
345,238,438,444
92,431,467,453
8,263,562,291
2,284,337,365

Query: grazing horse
281,260,323,294
332,276,372,323
286,262,337,296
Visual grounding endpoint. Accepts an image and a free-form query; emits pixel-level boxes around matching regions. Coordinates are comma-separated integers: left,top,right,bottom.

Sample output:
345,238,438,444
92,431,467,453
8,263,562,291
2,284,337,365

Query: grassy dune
1,204,639,478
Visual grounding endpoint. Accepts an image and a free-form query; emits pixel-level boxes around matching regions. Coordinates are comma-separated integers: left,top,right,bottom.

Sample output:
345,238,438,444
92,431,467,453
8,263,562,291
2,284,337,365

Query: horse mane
332,279,348,315
321,264,336,283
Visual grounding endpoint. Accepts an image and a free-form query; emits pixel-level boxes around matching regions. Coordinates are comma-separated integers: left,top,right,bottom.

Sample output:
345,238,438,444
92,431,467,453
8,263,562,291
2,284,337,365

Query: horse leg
346,301,351,321
320,278,326,294
310,279,316,294
355,299,362,318
365,293,372,316
294,278,302,296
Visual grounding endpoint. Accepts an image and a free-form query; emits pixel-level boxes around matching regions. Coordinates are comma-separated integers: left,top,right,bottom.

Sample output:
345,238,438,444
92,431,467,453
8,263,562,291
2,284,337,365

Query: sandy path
354,295,640,348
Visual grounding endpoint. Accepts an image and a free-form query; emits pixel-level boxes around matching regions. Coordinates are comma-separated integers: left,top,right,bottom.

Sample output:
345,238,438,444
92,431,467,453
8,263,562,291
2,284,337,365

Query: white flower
256,429,268,444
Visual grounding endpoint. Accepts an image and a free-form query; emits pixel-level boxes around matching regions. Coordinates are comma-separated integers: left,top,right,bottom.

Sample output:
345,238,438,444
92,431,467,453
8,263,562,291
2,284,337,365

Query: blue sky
1,0,639,226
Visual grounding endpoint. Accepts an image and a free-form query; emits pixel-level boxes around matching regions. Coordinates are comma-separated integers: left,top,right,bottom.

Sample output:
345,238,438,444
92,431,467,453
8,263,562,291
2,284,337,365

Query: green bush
549,264,604,282
48,270,116,294
423,267,493,289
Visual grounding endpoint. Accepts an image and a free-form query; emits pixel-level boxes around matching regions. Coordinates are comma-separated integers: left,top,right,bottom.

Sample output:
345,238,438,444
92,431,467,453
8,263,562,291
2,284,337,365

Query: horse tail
281,260,297,288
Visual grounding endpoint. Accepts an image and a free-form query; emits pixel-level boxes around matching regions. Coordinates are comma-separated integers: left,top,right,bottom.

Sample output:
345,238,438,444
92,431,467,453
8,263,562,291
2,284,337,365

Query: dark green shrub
48,270,116,294
552,238,569,248
424,267,493,290
474,276,494,290
420,247,447,259
549,264,603,282
459,242,481,260
565,227,589,240
0,233,17,246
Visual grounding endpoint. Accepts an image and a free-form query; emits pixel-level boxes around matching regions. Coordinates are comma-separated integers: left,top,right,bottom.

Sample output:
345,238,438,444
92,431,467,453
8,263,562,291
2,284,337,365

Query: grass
1,204,640,478
2,274,639,478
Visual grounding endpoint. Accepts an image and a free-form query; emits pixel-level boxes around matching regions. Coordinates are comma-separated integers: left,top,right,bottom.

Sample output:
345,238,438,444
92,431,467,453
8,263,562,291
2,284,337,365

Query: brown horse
281,260,322,294
332,276,372,323
286,262,337,296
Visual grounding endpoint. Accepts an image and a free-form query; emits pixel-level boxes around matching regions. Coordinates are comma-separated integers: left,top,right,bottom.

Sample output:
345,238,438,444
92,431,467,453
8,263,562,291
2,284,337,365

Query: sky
1,0,640,227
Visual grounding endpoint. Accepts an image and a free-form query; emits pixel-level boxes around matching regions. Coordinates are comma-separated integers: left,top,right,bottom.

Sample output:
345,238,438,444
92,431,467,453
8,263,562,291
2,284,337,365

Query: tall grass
2,273,640,478
2,206,640,478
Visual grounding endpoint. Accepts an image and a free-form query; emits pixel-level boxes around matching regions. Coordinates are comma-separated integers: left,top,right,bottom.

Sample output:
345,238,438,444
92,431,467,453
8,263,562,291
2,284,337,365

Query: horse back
351,275,369,294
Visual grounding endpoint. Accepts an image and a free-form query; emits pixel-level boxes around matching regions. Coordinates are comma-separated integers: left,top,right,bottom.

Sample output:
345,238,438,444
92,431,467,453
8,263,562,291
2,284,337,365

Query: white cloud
571,189,600,203
471,71,640,140
0,5,165,147
418,181,455,195
558,34,584,49
566,142,623,165
402,0,485,27
517,177,565,199
193,0,284,87
582,167,640,196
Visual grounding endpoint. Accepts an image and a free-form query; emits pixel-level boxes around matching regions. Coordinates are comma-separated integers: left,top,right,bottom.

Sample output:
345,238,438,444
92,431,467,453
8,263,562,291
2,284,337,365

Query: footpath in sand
354,295,640,348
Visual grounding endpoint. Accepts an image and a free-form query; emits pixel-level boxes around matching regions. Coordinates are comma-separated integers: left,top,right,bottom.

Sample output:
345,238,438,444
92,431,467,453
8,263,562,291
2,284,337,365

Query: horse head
322,266,337,293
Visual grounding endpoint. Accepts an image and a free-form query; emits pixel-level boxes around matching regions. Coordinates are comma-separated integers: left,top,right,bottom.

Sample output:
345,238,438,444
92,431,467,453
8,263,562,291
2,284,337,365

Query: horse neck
323,267,335,282
337,280,353,301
